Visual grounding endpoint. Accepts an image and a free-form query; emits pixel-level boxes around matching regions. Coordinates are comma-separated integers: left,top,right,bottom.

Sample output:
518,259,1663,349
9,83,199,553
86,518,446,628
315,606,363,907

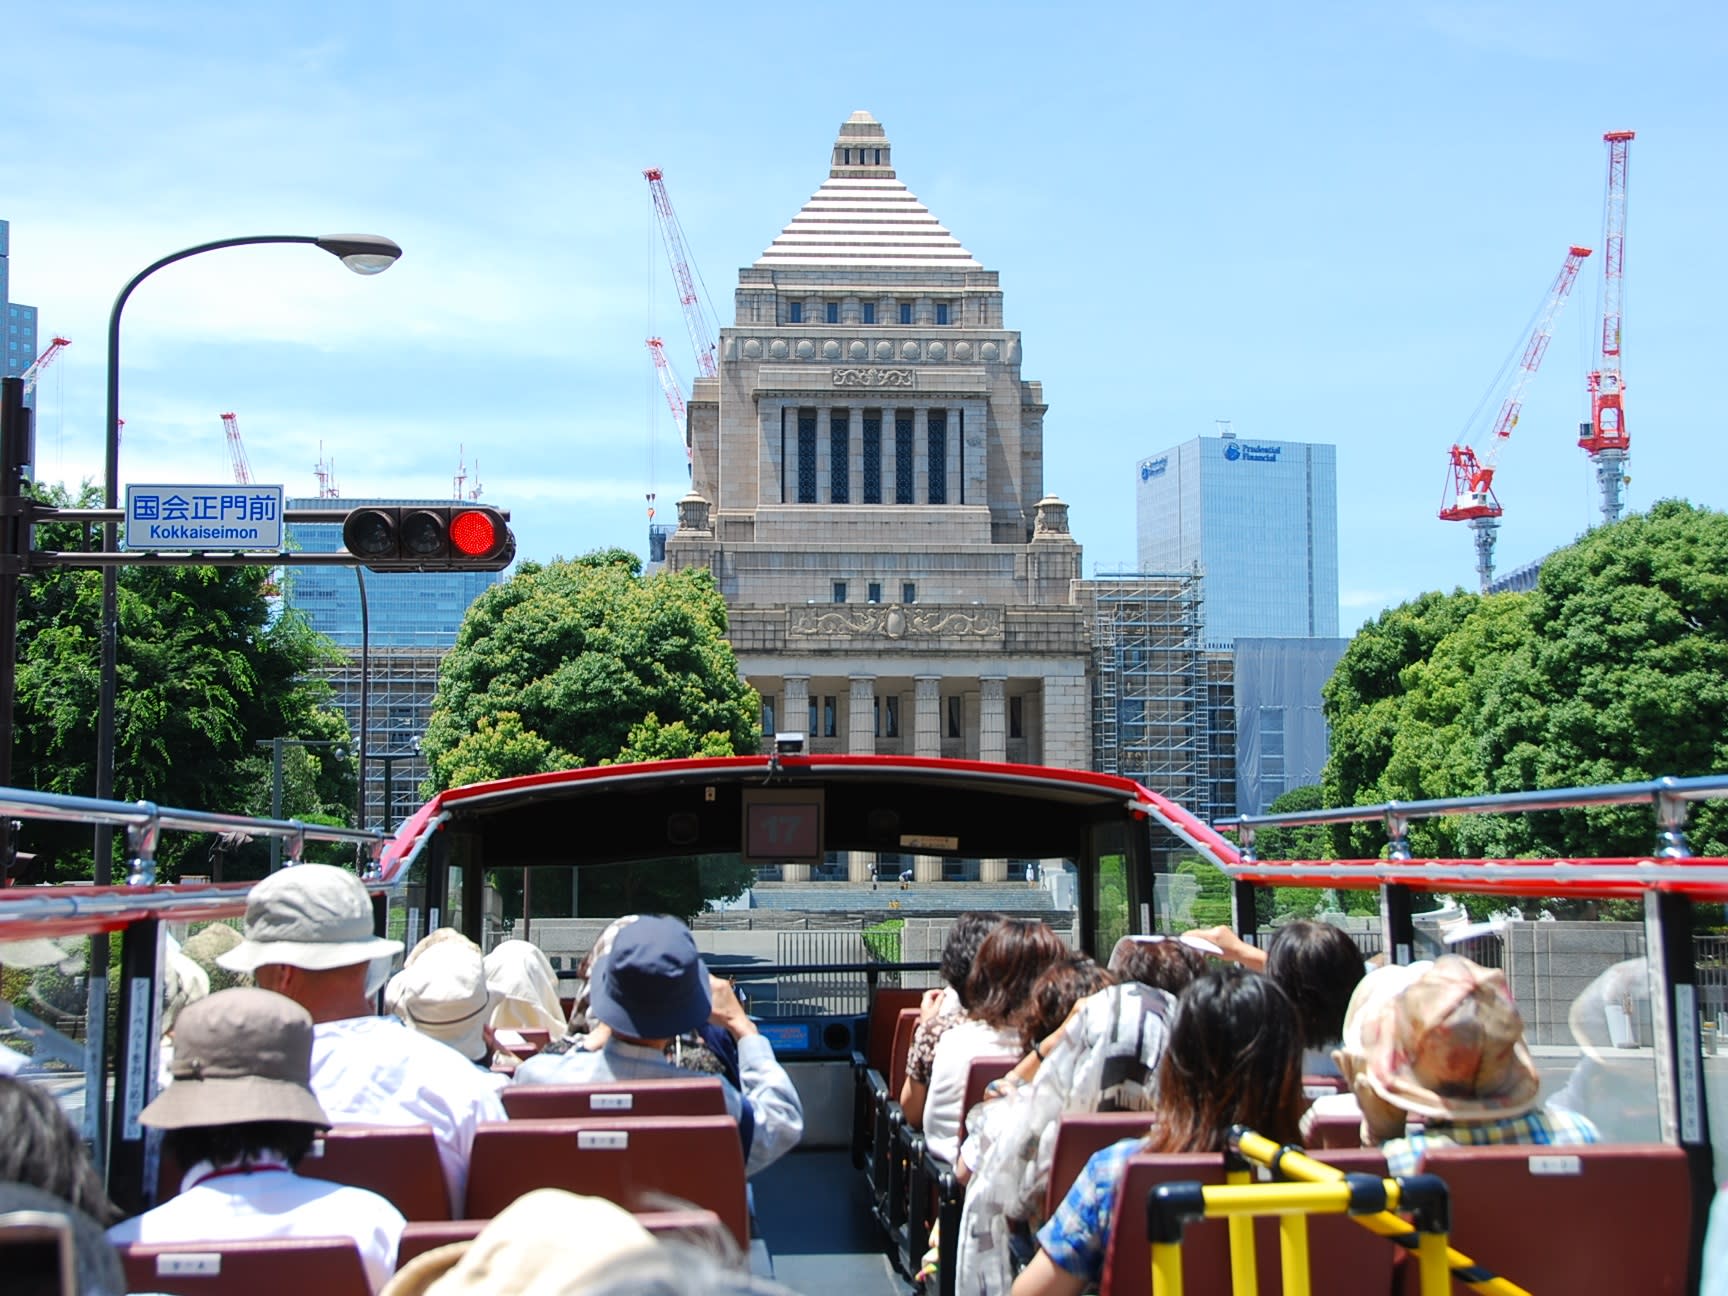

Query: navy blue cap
589,915,712,1040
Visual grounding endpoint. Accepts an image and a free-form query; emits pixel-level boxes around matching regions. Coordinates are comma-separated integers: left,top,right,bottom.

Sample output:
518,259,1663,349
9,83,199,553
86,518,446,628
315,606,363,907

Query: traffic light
341,505,515,571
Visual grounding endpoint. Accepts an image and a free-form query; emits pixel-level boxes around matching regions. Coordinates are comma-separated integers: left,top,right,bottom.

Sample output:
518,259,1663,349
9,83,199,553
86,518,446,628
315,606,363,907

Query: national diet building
665,112,1094,881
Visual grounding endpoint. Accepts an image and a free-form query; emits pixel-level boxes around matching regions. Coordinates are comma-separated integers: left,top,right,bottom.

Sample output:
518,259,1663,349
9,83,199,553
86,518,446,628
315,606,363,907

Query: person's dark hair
1145,967,1305,1153
963,920,1067,1029
0,1182,125,1296
941,912,1005,1009
163,1120,320,1172
0,1077,121,1226
1017,956,1115,1051
1264,920,1364,1050
1108,936,1208,998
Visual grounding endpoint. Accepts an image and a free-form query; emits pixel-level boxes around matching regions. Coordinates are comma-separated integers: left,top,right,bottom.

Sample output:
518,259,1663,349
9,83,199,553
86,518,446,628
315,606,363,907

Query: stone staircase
744,882,1055,916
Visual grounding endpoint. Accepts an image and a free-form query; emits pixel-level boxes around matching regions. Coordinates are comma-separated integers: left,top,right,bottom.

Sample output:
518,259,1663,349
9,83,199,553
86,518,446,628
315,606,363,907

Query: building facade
1136,433,1339,649
665,112,1093,881
1,220,41,405
283,497,503,828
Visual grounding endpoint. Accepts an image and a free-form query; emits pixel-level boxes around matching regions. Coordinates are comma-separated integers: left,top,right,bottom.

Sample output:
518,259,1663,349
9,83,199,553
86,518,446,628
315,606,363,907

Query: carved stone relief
830,367,916,389
788,604,1003,641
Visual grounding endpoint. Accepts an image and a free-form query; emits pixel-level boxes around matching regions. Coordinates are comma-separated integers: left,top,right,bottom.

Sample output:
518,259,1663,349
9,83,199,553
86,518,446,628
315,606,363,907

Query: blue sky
7,2,1725,630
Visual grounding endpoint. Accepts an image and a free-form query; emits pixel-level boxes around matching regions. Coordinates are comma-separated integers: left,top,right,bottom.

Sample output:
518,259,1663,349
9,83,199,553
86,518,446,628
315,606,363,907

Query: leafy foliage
1318,502,1728,907
13,483,355,881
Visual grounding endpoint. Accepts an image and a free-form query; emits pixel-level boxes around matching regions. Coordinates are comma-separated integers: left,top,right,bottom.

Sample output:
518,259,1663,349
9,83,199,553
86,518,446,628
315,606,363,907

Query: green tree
422,551,762,919
1318,501,1728,910
13,483,356,881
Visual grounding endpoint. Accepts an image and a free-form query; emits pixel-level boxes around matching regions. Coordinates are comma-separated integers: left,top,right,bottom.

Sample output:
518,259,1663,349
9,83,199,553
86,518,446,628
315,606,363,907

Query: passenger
513,915,803,1176
1263,919,1364,1074
0,1074,121,1225
0,1182,126,1296
1548,956,1661,1141
1353,955,1600,1174
1106,933,1209,997
565,915,640,1035
483,939,570,1043
954,976,1177,1296
106,987,405,1293
1299,959,1429,1144
215,864,506,1214
1011,967,1306,1296
923,919,1065,1165
387,932,506,1080
900,911,1004,1128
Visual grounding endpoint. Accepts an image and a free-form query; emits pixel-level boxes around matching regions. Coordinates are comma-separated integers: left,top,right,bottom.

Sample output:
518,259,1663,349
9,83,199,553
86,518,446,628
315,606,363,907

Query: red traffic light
341,505,514,571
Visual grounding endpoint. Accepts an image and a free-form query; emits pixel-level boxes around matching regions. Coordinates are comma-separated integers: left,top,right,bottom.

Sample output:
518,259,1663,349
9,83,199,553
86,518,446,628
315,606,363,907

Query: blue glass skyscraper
1,220,41,405
1135,433,1339,649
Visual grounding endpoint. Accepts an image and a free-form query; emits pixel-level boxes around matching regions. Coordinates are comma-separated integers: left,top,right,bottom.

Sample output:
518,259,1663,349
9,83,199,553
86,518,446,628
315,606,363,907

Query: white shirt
514,1033,804,1176
310,1015,507,1214
922,1018,1020,1165
108,1163,404,1294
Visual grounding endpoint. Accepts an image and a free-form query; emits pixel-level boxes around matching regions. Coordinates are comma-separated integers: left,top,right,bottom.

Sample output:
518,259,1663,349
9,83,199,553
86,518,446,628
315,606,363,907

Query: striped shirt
1382,1106,1601,1175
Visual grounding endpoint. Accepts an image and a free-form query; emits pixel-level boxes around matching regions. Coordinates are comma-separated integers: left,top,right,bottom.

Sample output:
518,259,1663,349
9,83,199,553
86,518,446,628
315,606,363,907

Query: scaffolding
1087,573,1231,824
321,646,445,830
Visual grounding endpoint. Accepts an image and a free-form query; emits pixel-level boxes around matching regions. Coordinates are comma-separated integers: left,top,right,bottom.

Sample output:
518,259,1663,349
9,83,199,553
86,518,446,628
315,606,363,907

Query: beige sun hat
387,937,500,1063
485,939,569,1041
1360,954,1540,1122
139,987,330,1130
379,1188,659,1296
216,864,403,974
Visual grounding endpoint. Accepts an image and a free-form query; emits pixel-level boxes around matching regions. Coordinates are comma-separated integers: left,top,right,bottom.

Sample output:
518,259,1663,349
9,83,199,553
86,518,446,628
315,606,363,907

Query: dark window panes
928,410,947,505
894,413,915,504
935,303,950,325
830,411,850,504
885,695,900,738
826,302,839,324
862,302,876,325
797,410,817,503
832,581,847,603
823,696,837,738
867,582,881,603
1009,695,1024,739
946,695,963,739
788,301,803,324
862,413,882,504
902,581,916,603
898,301,913,325
762,696,777,737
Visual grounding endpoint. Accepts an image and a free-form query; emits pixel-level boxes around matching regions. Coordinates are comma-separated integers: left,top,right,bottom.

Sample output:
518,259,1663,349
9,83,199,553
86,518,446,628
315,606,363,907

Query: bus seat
500,1077,728,1120
116,1237,370,1296
465,1116,749,1249
1301,1073,1348,1098
852,990,926,1174
886,1008,922,1097
395,1207,732,1268
1099,1149,1398,1296
961,1055,1017,1116
912,1054,1020,1296
860,987,927,1080
1410,1142,1690,1295
1044,1112,1156,1219
155,1125,451,1222
1304,1107,1366,1151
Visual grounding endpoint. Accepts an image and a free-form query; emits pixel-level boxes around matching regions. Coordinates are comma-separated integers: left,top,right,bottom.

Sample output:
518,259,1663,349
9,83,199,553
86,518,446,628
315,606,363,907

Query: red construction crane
644,167,719,380
219,412,253,485
1440,245,1592,591
20,336,70,396
646,337,690,452
1581,130,1634,523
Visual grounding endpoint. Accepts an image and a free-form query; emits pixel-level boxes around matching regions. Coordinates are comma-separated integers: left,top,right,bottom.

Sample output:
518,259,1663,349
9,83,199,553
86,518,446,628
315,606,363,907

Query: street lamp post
87,233,399,1173
93,233,401,883
258,737,350,872
371,747,421,834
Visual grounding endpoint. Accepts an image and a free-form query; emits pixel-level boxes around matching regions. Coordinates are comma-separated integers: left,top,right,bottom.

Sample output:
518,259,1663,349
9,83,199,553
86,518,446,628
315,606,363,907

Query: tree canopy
422,551,760,789
14,483,356,880
1321,500,1728,862
420,552,762,921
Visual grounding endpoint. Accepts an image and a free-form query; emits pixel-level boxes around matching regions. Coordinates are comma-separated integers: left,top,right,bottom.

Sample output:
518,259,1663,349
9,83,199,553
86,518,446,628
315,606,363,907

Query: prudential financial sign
1222,441,1282,463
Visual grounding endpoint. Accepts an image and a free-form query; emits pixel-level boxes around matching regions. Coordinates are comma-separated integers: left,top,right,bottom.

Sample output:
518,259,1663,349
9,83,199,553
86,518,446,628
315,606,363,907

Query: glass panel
862,303,876,325
885,695,900,738
936,303,950,325
898,302,913,325
862,414,882,504
830,411,849,504
787,302,802,324
927,410,947,504
894,413,914,504
796,411,817,504
825,302,838,324
903,582,916,604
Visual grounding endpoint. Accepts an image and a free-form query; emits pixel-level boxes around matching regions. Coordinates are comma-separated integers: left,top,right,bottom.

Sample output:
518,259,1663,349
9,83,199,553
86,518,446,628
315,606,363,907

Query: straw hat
379,1189,658,1296
139,987,330,1130
217,864,403,974
1360,955,1540,1122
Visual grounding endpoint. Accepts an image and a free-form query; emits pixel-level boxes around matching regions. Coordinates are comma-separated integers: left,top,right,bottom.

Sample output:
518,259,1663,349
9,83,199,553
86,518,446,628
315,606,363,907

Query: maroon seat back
886,1008,921,1095
465,1116,749,1248
155,1125,450,1221
1304,1107,1366,1151
1044,1112,1155,1219
864,987,927,1076
1100,1149,1398,1296
395,1207,731,1267
117,1238,370,1296
1413,1142,1690,1295
961,1055,1018,1118
501,1077,728,1120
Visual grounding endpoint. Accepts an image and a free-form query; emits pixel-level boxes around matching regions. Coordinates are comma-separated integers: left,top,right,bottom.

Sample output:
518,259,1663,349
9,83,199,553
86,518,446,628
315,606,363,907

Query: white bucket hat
387,936,499,1063
217,864,403,974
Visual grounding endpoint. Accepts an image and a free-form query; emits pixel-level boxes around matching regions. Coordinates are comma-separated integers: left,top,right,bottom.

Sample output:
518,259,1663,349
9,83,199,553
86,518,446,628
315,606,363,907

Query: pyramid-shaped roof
755,112,982,270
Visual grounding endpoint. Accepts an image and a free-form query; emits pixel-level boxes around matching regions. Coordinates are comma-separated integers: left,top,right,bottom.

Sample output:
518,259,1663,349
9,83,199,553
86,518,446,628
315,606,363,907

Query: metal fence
765,929,872,1017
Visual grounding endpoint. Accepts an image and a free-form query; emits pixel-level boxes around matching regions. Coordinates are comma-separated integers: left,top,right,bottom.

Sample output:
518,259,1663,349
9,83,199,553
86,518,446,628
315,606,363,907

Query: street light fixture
93,233,402,886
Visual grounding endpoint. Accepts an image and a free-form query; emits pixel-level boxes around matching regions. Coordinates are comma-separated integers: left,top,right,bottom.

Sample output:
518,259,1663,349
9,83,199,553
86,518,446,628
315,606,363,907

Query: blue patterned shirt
1035,1136,1144,1281
1382,1106,1601,1176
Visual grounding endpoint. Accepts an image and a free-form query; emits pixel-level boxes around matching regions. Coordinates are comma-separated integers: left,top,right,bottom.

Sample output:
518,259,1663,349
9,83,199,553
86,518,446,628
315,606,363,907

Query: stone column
782,675,811,742
914,676,942,759
915,407,930,504
979,676,1007,763
914,855,943,883
848,676,876,756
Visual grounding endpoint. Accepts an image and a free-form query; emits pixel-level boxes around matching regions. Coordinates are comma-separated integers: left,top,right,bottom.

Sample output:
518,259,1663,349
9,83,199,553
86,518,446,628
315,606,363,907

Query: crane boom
219,412,254,485
646,337,689,436
19,336,70,396
1439,244,1592,591
644,168,719,380
1582,130,1634,522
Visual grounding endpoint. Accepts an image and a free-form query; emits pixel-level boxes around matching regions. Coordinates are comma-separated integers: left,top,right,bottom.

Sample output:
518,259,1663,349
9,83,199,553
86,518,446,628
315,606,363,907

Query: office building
1136,433,1339,649
283,497,503,828
1,220,41,405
